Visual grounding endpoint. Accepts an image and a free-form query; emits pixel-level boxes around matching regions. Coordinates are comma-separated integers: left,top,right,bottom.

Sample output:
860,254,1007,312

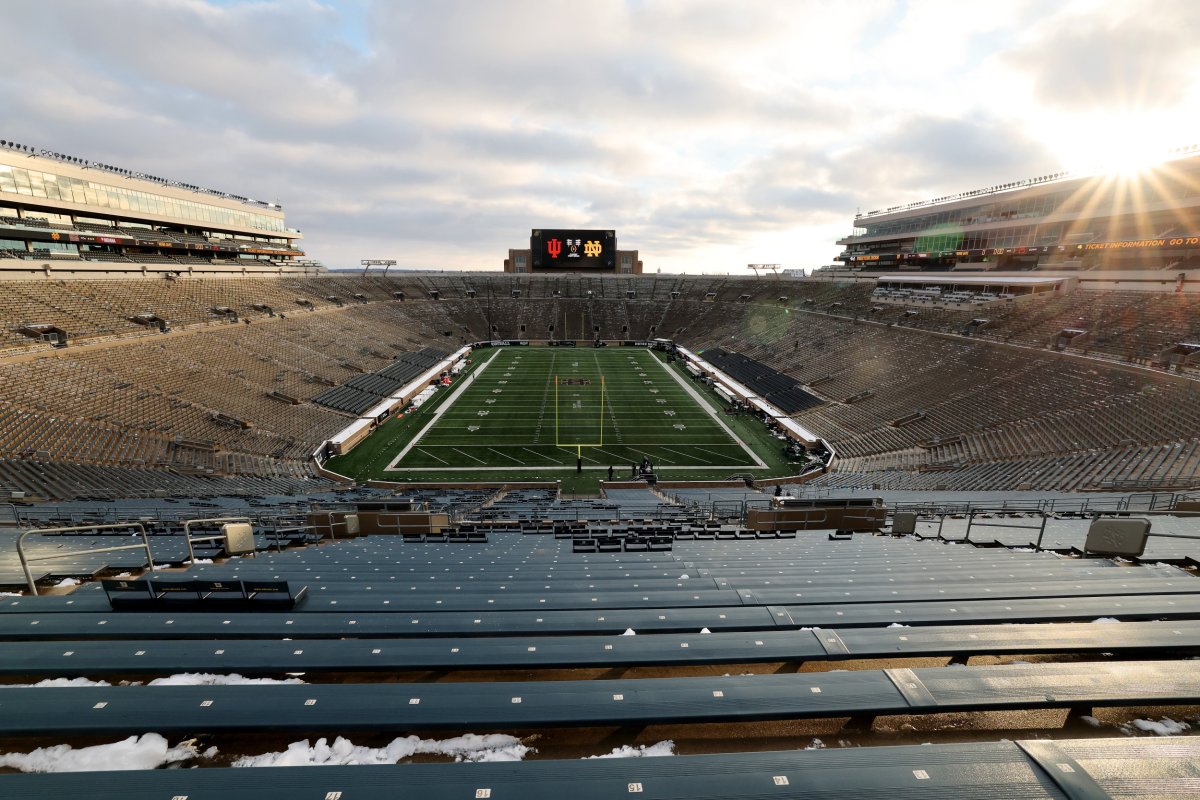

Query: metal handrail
373,511,436,537
259,524,320,552
304,510,352,541
960,511,1050,547
17,523,153,595
182,517,250,562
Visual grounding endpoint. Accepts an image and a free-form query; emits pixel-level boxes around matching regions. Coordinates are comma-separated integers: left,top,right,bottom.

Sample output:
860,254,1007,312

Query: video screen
531,229,616,270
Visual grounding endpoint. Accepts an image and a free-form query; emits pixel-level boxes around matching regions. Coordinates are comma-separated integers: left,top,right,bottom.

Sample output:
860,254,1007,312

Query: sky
2,0,1199,274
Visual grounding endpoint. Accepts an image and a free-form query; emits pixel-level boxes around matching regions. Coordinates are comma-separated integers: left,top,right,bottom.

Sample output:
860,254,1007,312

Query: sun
1097,143,1168,177
1061,134,1170,178
1041,116,1179,178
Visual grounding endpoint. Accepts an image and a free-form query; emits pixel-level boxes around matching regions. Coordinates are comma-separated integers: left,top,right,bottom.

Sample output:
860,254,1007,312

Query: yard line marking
487,447,524,464
694,445,736,461
659,445,708,463
654,351,767,468
592,446,627,463
626,446,672,466
521,446,556,462
416,448,449,465
452,447,488,464
384,349,502,470
386,464,759,472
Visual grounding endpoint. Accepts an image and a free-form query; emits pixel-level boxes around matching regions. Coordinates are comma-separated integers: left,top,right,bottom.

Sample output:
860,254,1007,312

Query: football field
385,347,764,473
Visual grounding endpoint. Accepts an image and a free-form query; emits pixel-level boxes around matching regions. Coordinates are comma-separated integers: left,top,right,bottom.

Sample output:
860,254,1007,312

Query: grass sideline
326,346,804,493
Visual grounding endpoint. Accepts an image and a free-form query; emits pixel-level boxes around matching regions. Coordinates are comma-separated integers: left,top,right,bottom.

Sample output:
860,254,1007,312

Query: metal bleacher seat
1,619,1196,678
5,520,1200,798
0,660,1196,737
5,737,1197,799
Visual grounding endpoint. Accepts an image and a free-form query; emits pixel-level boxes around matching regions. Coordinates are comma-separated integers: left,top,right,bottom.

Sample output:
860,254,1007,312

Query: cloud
0,0,1195,272
1004,2,1200,111
828,116,1058,208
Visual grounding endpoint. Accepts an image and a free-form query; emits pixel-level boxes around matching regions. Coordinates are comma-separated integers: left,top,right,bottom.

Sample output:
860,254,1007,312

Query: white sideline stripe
385,349,502,470
655,353,767,468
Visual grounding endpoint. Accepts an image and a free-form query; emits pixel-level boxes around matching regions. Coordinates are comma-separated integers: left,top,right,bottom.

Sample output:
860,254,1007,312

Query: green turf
325,346,811,490
386,346,759,472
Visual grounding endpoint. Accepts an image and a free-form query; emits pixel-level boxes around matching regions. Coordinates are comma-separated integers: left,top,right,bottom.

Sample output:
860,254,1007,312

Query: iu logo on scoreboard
547,238,562,259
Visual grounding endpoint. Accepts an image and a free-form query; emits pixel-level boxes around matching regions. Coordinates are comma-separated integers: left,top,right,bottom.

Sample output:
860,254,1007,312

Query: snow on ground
0,734,211,773
1091,617,1122,623
52,578,79,588
4,674,305,688
0,677,116,689
233,734,532,766
147,673,306,686
1121,718,1192,736
586,741,676,759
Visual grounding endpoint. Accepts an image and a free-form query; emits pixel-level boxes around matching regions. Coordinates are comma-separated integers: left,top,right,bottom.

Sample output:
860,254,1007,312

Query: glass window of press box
0,164,284,233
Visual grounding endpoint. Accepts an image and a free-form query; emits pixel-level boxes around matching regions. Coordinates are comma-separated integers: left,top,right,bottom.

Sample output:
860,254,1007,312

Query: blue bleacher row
311,346,449,415
5,737,1197,799
0,620,1196,676
1,660,1197,736
700,347,824,414
1,523,1200,798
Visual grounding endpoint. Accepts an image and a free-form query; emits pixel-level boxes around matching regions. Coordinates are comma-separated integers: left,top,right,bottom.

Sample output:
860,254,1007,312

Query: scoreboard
531,229,616,270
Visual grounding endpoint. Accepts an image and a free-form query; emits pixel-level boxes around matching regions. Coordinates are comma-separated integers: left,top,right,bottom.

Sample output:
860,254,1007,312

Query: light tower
360,259,397,277
747,263,781,277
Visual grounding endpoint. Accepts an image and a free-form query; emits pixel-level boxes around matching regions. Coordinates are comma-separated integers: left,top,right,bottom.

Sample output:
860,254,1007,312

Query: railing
303,510,355,541
17,523,154,595
10,504,318,527
970,511,1049,547
893,504,1200,555
181,517,250,563
891,491,1187,518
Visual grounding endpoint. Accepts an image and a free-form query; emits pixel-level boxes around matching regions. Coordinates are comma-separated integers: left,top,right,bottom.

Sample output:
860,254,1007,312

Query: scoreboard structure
530,229,616,270
505,229,641,274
